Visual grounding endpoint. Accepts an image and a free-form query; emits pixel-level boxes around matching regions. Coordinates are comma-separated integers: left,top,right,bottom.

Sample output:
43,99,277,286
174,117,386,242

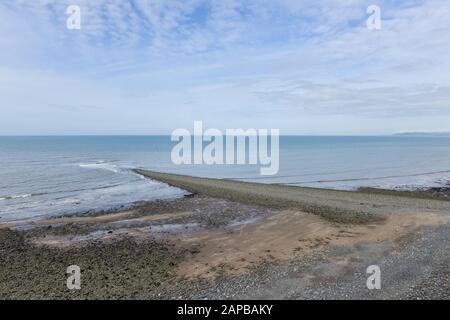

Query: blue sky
0,0,449,135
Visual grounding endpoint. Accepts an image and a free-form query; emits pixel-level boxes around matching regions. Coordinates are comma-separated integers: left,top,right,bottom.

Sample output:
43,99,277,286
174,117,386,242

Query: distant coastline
394,132,450,137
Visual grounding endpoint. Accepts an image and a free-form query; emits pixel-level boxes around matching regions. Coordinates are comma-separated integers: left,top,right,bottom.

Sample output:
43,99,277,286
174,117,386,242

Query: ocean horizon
1,135,450,222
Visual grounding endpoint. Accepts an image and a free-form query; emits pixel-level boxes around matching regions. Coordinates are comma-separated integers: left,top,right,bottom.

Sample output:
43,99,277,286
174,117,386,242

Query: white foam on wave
78,162,120,173
14,193,32,199
0,193,33,200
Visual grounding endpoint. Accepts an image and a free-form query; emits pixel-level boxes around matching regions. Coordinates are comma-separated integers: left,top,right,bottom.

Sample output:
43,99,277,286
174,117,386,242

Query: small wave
78,162,120,173
0,193,33,200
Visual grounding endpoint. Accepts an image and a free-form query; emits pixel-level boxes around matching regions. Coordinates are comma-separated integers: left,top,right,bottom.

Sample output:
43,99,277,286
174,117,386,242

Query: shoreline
2,168,449,225
1,170,450,299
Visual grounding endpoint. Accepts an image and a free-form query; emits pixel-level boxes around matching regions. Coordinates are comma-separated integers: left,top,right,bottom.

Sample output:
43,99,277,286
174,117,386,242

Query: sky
0,0,449,135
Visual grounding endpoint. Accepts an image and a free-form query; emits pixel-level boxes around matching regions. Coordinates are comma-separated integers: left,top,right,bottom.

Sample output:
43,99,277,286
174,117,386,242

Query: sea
1,135,450,222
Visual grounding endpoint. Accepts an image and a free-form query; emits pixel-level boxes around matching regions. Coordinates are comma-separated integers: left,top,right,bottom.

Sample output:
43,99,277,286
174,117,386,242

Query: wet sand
1,170,450,299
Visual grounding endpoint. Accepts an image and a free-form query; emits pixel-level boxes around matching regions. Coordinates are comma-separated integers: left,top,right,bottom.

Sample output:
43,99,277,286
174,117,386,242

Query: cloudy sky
0,0,449,135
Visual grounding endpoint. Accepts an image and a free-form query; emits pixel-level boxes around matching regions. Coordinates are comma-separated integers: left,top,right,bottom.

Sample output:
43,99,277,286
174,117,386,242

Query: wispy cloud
0,0,449,134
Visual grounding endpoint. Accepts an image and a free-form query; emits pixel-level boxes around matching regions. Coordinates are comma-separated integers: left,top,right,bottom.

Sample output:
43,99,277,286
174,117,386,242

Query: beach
1,170,449,299
3,0,450,305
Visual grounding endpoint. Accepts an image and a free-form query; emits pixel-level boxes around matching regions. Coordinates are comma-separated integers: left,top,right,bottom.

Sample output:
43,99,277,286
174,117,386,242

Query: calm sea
1,136,450,222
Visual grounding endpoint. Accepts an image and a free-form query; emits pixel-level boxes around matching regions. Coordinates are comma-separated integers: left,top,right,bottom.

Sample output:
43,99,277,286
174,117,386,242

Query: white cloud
0,0,449,134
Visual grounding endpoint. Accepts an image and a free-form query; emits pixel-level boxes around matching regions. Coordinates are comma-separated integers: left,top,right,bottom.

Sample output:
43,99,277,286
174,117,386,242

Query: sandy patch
0,210,195,231
39,211,135,225
31,222,201,248
174,210,450,278
110,211,195,225
0,210,135,230
31,228,150,248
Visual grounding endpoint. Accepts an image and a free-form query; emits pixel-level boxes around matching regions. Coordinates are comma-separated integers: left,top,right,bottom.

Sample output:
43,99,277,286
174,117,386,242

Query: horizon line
0,133,444,137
